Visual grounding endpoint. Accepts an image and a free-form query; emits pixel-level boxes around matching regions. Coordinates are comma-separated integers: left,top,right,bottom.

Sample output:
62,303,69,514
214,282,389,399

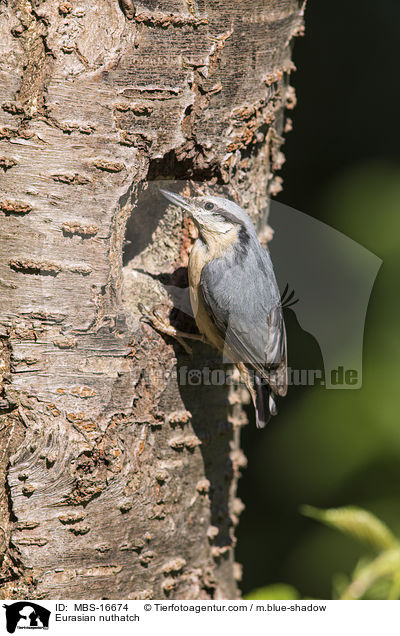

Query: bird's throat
197,226,239,260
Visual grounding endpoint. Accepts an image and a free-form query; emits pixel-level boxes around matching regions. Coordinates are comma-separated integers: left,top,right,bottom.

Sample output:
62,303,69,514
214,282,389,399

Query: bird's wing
199,245,287,396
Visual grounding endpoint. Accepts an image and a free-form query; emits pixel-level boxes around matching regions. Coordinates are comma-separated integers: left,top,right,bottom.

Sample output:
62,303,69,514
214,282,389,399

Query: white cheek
212,220,232,233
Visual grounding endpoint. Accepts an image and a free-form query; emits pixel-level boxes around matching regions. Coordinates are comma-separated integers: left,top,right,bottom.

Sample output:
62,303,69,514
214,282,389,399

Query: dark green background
237,0,400,598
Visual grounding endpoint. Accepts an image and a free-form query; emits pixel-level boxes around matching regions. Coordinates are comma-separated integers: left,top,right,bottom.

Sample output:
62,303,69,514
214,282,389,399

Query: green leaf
388,571,400,600
301,505,399,552
342,547,400,599
366,578,394,600
244,584,300,600
331,572,350,599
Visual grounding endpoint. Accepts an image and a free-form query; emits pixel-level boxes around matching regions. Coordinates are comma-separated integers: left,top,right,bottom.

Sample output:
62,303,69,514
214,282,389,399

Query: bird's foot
236,362,257,405
138,303,205,355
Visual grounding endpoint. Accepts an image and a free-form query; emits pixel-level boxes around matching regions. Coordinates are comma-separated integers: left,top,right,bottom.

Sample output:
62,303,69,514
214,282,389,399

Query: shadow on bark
165,278,237,552
176,343,235,550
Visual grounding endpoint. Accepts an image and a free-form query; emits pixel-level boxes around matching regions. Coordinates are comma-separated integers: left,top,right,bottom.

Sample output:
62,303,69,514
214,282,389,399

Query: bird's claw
137,302,193,355
137,302,153,322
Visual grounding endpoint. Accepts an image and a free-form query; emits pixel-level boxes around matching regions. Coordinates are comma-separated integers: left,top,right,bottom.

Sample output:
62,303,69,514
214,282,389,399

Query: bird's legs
138,303,206,354
236,362,257,407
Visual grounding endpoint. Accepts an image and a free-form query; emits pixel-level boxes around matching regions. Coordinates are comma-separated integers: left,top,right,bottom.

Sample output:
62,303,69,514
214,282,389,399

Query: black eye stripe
201,202,246,227
215,209,245,226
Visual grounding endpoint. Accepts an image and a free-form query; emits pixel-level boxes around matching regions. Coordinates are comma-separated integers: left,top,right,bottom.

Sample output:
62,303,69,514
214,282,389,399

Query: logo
3,603,50,634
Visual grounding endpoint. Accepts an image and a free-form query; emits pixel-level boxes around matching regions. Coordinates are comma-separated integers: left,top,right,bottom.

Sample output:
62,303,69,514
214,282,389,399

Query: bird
142,188,287,428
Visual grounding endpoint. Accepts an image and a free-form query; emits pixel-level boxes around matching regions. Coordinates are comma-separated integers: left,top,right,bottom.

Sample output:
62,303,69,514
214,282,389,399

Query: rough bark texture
0,0,304,599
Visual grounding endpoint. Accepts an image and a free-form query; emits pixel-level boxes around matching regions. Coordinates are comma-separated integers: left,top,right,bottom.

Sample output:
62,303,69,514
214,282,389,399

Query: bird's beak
159,189,194,214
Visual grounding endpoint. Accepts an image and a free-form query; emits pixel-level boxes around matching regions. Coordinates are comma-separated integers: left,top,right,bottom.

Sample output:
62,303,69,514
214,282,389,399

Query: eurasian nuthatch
155,189,288,427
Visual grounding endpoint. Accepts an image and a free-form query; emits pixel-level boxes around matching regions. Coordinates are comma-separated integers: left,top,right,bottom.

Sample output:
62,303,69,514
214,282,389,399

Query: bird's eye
204,202,214,211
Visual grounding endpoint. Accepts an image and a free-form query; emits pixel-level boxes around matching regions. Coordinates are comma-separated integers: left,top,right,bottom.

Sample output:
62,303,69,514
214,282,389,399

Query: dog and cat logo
3,602,50,633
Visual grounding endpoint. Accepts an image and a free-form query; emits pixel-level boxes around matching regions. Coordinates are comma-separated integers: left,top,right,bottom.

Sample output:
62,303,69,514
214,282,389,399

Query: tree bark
0,0,304,599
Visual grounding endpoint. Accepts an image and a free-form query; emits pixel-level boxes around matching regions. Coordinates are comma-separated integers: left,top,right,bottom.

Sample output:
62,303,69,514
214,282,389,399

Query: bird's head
160,189,255,241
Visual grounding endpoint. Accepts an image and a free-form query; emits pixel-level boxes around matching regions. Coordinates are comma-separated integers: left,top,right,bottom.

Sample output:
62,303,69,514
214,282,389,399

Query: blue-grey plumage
160,189,287,427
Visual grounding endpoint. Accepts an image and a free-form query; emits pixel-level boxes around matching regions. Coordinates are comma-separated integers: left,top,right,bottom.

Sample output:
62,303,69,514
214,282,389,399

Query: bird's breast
188,241,225,352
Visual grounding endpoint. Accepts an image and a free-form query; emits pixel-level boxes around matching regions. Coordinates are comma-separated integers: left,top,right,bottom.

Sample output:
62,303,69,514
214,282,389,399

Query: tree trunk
0,0,304,599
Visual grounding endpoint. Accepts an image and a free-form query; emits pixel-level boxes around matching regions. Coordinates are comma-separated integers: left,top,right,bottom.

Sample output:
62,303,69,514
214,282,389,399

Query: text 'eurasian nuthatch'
152,189,288,427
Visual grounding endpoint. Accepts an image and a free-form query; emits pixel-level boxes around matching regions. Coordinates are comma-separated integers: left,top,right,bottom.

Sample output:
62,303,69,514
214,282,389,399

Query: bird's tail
254,373,277,429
